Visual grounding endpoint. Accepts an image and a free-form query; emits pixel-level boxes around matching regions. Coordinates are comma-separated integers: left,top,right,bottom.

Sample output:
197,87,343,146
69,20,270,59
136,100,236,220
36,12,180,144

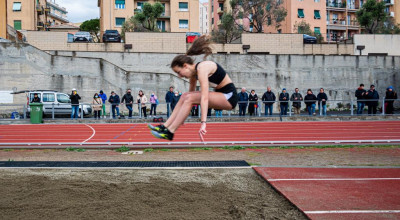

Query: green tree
377,17,400,34
356,0,387,34
211,13,242,43
121,16,135,40
80,18,100,42
133,2,164,31
293,20,312,35
230,0,287,33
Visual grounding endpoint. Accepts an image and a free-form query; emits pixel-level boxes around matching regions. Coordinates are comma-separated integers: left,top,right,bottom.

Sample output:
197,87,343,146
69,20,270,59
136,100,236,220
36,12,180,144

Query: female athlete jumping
148,36,238,141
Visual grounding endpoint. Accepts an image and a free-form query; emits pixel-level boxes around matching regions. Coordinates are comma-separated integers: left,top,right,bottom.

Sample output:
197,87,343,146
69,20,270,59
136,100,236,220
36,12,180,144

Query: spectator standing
304,89,317,116
99,90,107,118
248,90,258,116
385,86,397,114
121,89,134,118
165,86,174,117
279,88,289,116
92,93,103,119
108,91,120,119
149,92,158,117
290,88,303,114
317,88,328,116
355,84,366,115
137,90,148,118
31,93,41,103
69,88,81,119
365,85,379,115
262,86,276,116
238,87,249,116
171,91,180,112
191,105,199,116
215,109,222,117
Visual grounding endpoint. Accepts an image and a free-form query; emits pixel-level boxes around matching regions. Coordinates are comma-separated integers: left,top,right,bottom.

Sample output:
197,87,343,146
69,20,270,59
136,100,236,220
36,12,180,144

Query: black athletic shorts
215,83,238,109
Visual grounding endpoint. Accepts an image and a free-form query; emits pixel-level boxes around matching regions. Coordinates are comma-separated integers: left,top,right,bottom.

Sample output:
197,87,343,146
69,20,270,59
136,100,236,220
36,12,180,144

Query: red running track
0,121,400,146
254,167,400,220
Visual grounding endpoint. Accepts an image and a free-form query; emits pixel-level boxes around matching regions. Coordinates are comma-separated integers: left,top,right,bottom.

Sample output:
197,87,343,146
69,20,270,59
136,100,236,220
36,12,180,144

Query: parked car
73,32,92,42
303,34,317,44
103,30,121,43
13,90,92,118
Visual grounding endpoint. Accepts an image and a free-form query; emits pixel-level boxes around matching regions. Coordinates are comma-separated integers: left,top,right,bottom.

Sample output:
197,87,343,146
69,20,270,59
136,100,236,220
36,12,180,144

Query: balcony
159,13,170,19
134,8,142,13
326,2,346,11
217,7,224,14
44,6,50,13
48,12,69,23
217,20,221,25
385,0,394,5
37,22,44,28
36,6,44,15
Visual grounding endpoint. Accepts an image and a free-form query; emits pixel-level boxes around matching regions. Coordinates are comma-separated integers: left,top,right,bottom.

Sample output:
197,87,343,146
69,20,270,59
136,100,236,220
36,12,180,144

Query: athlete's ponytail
171,35,213,68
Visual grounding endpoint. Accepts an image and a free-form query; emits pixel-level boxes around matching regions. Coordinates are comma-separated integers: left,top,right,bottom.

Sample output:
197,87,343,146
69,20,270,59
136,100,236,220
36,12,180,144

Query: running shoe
151,129,174,141
147,124,166,132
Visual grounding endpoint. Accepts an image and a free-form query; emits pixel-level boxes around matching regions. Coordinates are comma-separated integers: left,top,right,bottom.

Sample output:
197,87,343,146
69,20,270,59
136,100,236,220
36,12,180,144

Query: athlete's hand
199,123,207,142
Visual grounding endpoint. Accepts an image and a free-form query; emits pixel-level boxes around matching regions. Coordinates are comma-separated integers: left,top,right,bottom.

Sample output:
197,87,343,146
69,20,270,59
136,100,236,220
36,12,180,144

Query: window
57,94,70,103
137,2,143,10
314,27,321,35
115,17,125,27
219,3,223,10
179,2,188,11
115,0,125,9
267,16,271,25
212,18,214,24
30,93,41,103
42,93,55,102
162,3,166,15
179,19,188,28
298,9,304,18
314,10,321,19
157,20,166,31
314,0,320,2
277,29,282,33
13,2,21,11
14,20,21,30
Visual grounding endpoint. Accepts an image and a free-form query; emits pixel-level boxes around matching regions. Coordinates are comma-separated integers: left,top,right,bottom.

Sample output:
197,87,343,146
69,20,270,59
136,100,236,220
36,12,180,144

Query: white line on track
268,178,400,181
304,210,400,214
81,124,95,144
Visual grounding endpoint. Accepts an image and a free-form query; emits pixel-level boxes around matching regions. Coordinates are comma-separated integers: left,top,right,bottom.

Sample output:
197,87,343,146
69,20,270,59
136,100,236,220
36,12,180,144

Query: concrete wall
354,34,400,56
125,32,187,53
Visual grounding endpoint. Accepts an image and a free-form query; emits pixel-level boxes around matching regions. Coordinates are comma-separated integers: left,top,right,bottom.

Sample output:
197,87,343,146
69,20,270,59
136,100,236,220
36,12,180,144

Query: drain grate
0,160,250,168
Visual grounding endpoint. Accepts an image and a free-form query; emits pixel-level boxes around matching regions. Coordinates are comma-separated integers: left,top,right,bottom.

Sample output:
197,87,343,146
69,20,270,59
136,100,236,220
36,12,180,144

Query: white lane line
268,178,400,181
305,210,400,214
81,124,95,144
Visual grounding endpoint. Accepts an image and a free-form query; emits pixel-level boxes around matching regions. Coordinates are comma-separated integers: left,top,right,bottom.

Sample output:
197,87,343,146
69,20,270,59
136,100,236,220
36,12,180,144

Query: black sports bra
195,62,227,86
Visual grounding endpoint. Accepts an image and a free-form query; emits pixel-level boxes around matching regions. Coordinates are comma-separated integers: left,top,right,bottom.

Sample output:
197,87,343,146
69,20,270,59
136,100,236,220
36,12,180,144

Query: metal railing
0,98,399,121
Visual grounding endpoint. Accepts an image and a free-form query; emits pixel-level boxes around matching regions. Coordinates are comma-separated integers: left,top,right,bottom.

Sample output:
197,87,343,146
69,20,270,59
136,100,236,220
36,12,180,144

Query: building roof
48,24,80,30
46,0,68,13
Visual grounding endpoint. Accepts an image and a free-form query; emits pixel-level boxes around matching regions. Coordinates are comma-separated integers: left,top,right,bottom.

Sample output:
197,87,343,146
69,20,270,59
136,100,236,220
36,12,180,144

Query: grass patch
66,147,86,152
159,149,171,152
264,145,400,150
221,145,246,150
143,148,154,153
7,159,14,162
191,147,212,151
115,146,130,153
3,149,14,152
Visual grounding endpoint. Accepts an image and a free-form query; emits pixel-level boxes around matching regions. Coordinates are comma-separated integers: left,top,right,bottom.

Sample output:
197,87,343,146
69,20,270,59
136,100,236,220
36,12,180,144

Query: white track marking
81,124,95,144
305,210,400,214
268,178,400,181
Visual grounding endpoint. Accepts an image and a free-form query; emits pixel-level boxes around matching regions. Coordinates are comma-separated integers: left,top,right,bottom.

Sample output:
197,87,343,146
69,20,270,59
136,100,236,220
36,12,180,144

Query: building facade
199,2,208,34
5,0,68,32
0,0,6,39
208,0,224,31
98,0,199,37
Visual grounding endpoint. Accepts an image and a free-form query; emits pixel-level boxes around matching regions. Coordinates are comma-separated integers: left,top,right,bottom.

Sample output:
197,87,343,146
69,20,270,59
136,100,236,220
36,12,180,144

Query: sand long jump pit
0,167,306,219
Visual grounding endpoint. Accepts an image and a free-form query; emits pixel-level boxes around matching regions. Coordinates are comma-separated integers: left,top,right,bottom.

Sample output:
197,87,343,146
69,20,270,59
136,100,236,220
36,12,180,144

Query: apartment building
0,0,6,39
200,2,208,34
5,0,69,32
383,0,398,24
98,0,199,37
208,0,225,31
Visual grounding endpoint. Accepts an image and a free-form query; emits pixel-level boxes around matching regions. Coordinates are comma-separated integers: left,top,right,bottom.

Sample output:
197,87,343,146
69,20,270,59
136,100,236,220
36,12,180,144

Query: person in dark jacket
365,85,379,115
121,89,134,118
355,84,366,115
165,86,174,117
69,88,81,119
385,86,397,114
238,87,249,116
317,88,328,116
304,89,317,116
31,93,41,103
248,90,258,116
262,86,276,116
290,88,303,114
108,91,120,119
171,91,181,112
279,88,289,116
99,90,107,118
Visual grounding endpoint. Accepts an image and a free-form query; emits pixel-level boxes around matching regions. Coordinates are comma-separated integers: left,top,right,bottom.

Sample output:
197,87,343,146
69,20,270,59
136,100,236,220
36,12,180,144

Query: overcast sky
56,0,208,23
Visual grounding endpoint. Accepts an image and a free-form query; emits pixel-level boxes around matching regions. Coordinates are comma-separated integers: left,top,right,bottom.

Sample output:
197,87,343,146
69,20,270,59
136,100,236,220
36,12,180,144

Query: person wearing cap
385,86,397,114
99,90,107,118
165,86,174,117
279,88,289,116
290,88,303,114
355,84,366,115
69,88,81,119
317,88,328,116
238,87,249,116
365,85,379,115
108,91,120,119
